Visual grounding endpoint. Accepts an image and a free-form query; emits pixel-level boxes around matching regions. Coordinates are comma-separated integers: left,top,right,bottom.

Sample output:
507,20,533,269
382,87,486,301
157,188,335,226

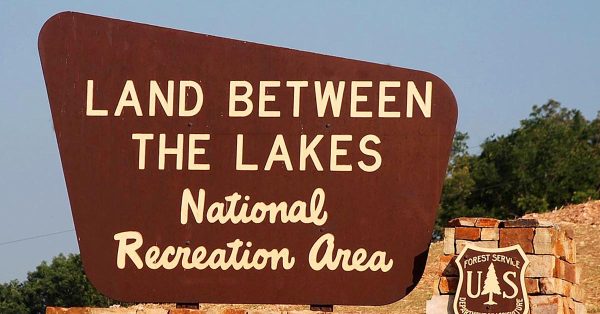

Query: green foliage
437,100,600,230
0,280,28,314
0,254,122,314
435,131,477,235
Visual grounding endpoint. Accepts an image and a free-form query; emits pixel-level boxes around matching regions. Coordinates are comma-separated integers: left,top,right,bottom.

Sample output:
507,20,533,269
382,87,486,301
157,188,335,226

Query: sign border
453,244,530,314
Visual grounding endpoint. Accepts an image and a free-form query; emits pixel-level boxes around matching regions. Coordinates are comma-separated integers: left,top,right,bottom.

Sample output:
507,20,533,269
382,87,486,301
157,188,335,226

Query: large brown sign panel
39,12,457,305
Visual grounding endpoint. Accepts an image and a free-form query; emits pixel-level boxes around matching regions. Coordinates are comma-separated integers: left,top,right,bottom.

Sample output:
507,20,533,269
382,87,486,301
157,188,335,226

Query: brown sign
454,245,530,314
39,12,458,305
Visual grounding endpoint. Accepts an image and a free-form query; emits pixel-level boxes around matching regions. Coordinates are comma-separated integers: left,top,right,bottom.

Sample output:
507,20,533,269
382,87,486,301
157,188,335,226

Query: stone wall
427,218,586,314
46,307,331,314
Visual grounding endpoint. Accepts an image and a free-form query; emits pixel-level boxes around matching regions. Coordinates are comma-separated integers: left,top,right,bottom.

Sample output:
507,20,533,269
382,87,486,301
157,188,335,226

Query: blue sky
0,1,599,283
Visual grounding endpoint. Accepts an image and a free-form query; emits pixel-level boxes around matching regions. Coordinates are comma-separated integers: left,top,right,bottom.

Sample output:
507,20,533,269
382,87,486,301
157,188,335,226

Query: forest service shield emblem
454,245,530,314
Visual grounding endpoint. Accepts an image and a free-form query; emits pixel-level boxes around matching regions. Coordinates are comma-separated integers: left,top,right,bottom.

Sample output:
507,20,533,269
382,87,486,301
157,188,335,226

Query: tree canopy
438,100,600,230
0,254,122,314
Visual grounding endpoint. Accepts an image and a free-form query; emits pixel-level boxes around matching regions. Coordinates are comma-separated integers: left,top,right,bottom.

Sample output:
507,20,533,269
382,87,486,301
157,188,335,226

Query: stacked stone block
46,307,334,314
427,218,586,314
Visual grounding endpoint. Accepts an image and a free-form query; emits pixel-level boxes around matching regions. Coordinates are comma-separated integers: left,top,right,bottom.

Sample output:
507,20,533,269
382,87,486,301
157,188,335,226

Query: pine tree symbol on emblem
481,263,501,305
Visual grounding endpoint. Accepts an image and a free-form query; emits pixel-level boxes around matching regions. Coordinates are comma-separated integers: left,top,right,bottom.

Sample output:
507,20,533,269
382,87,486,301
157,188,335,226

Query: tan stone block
455,227,481,240
448,217,477,227
573,301,587,314
500,228,534,253
432,277,441,295
481,228,499,240
439,254,458,277
571,284,585,302
540,278,573,296
455,240,498,253
537,220,555,227
525,278,540,294
475,217,500,227
438,276,459,294
529,295,564,314
168,309,206,314
553,229,566,256
553,229,576,263
562,225,575,239
564,297,586,314
443,228,455,255
576,265,582,284
538,277,560,295
526,255,556,278
426,295,455,314
534,227,556,255
142,310,169,314
90,309,138,314
564,238,577,263
564,297,575,314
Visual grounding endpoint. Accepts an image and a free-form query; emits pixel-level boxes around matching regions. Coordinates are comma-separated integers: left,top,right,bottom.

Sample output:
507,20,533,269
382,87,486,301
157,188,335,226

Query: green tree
0,280,28,314
21,254,120,314
436,131,478,235
437,100,600,231
469,100,600,218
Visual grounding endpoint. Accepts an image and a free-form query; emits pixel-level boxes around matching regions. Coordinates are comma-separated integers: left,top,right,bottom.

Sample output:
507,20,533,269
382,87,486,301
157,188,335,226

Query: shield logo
454,244,530,314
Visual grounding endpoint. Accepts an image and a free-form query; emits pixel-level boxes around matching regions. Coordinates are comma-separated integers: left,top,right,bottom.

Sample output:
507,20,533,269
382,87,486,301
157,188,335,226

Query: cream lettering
86,80,204,117
180,187,328,226
308,233,393,272
113,232,295,271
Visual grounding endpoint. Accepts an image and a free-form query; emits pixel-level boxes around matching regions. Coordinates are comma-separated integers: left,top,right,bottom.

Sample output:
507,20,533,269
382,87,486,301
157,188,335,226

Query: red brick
525,278,540,294
455,227,481,240
439,255,458,276
555,259,578,284
500,228,534,252
46,308,65,314
553,231,577,263
438,276,459,294
222,310,246,314
475,217,500,227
